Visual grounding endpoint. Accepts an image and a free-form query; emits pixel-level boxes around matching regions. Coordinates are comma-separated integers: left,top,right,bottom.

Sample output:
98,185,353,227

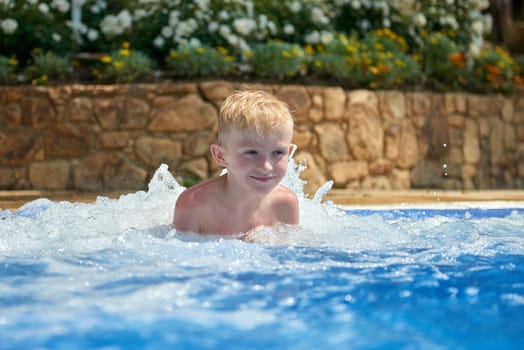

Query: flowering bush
309,30,420,89
24,51,72,84
469,46,522,93
0,0,522,93
246,41,305,79
420,33,468,91
93,42,152,83
166,44,233,78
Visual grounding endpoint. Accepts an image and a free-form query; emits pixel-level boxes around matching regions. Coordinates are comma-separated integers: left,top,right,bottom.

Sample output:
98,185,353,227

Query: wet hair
217,89,294,144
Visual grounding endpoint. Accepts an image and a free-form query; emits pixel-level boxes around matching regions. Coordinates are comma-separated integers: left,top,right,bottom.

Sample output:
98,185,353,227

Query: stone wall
1,81,523,194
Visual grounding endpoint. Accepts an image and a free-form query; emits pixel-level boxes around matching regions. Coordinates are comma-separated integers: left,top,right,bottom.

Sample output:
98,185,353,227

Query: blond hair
217,90,293,144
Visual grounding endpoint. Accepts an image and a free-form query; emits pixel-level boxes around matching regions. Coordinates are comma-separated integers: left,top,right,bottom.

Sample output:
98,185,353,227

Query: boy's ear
288,143,297,158
210,144,228,167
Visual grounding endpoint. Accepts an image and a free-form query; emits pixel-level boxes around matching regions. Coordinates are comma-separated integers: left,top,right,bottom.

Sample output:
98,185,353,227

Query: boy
174,89,299,235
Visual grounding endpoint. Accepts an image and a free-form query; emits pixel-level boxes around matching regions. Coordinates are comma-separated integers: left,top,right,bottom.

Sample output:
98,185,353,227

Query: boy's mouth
250,175,275,182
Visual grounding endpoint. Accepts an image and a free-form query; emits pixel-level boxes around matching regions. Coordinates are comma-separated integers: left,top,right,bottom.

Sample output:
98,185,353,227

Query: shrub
93,42,153,83
166,44,234,78
23,51,72,85
246,41,305,79
0,55,17,84
420,33,468,90
469,46,521,94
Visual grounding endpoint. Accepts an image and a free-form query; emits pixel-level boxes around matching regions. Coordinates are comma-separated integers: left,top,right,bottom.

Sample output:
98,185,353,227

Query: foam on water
1,159,524,349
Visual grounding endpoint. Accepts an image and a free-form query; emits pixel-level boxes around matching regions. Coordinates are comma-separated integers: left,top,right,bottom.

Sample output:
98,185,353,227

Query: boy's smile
218,127,293,196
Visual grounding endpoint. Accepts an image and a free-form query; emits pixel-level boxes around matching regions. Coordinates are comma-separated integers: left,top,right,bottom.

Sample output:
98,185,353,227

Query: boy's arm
275,187,299,225
173,191,195,232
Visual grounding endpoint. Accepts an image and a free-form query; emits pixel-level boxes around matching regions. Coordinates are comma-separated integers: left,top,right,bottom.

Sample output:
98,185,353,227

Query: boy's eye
273,149,286,156
244,150,257,155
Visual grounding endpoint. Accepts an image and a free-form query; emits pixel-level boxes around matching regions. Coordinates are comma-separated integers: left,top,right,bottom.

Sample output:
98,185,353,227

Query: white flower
28,0,38,5
168,10,180,27
351,0,361,10
219,10,229,20
267,21,277,35
153,36,164,48
188,37,202,47
304,31,320,44
258,14,268,29
161,26,173,38
208,21,219,32
320,31,334,45
194,0,210,10
87,29,99,41
51,0,70,13
471,20,483,35
117,10,132,29
1,18,18,34
52,33,61,42
233,18,256,36
288,1,301,13
134,9,147,20
219,24,231,37
100,16,122,36
73,0,86,6
413,13,427,27
311,7,329,25
359,19,370,31
468,38,482,58
283,24,295,35
38,3,50,14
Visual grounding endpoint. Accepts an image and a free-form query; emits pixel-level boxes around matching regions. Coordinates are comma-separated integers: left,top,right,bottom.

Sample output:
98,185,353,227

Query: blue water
1,165,523,349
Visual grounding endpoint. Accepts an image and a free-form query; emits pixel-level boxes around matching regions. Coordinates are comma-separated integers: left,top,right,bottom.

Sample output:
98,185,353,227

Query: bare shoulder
272,185,299,224
174,177,222,231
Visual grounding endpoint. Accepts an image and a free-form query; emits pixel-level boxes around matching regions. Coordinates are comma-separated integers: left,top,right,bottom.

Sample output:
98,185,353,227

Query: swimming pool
1,165,523,349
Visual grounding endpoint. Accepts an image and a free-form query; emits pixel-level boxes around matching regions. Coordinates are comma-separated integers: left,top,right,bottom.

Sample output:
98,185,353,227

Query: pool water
1,164,523,350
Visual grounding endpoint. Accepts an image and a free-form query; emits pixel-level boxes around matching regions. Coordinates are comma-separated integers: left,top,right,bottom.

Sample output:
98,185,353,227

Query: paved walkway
2,189,524,211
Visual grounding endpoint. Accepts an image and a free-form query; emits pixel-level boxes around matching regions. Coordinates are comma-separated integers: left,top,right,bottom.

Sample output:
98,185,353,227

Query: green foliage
0,1,73,64
93,43,153,83
246,41,305,79
309,30,420,89
0,55,16,83
420,33,467,90
166,45,234,78
469,46,521,94
24,51,72,85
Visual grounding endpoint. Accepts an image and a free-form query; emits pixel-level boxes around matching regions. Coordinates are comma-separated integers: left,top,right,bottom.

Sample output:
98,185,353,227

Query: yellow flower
244,50,253,58
8,56,18,66
101,55,112,63
305,44,315,55
395,59,405,67
314,60,323,68
345,44,357,53
113,61,123,70
122,41,130,49
374,43,383,51
216,46,228,55
291,46,301,56
369,66,379,75
225,56,234,62
120,48,130,56
170,51,178,59
196,47,205,54
282,51,291,58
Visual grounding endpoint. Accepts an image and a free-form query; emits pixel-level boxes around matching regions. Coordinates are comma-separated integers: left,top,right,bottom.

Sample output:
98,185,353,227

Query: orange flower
485,63,500,75
448,53,465,68
514,75,523,85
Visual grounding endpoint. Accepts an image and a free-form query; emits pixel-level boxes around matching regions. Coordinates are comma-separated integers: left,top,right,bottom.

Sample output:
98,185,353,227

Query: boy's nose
260,158,273,170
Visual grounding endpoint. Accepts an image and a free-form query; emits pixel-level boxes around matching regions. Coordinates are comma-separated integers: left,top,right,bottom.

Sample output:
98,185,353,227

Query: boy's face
217,126,294,196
